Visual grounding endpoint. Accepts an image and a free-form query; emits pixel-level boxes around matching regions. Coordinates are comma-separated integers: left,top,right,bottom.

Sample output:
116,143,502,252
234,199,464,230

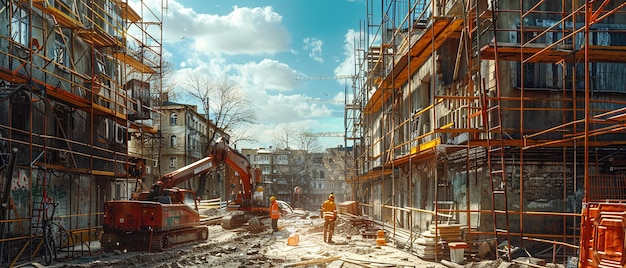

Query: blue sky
133,0,365,150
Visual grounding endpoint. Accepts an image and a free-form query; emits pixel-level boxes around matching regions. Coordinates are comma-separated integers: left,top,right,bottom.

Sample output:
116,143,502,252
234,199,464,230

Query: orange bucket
376,230,386,246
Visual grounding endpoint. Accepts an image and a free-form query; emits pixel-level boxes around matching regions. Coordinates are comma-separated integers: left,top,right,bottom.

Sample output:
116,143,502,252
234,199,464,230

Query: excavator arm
212,139,256,200
158,156,216,191
148,137,255,199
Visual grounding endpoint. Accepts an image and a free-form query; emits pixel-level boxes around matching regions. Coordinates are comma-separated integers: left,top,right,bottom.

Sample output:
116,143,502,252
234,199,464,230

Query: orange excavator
218,146,271,230
221,161,270,230
101,138,241,251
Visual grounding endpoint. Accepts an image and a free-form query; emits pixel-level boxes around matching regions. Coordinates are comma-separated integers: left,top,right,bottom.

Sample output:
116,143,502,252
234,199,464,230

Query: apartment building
307,146,352,211
240,147,351,211
347,0,626,260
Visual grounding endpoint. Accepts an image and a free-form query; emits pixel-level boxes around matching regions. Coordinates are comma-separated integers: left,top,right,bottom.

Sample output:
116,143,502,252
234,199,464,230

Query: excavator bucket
246,216,265,233
221,213,248,230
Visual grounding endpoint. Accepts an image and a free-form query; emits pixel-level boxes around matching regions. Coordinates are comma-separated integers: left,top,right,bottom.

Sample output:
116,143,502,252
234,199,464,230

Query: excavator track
149,226,209,252
102,226,208,252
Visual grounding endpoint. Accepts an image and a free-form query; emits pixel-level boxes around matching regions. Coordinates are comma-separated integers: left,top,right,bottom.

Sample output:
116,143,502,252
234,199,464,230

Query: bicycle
42,202,58,265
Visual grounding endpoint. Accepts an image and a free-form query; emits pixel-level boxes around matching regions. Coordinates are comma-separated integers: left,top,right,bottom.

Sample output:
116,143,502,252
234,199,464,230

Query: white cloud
262,94,304,120
334,29,358,77
252,93,332,123
169,60,333,127
303,37,324,63
159,2,290,56
234,59,298,92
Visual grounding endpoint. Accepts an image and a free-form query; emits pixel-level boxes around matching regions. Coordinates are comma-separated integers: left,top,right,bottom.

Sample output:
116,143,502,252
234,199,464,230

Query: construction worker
269,196,280,232
320,193,337,243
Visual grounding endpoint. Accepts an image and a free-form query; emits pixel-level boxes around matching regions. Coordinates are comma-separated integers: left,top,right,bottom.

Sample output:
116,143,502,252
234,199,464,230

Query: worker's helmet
270,196,276,202
328,193,335,200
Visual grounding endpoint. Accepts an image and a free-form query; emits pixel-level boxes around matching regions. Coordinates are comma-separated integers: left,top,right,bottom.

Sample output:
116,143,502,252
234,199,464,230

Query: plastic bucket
448,242,468,264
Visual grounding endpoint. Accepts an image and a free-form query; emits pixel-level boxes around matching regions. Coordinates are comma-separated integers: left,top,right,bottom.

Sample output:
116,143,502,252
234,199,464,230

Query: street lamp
205,97,210,142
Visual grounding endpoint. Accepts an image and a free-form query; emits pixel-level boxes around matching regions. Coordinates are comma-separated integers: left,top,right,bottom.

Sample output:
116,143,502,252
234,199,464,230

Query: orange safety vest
270,201,280,219
321,200,337,220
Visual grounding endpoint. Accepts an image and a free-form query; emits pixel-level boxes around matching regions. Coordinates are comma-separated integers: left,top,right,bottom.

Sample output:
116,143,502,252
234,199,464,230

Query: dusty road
41,209,507,268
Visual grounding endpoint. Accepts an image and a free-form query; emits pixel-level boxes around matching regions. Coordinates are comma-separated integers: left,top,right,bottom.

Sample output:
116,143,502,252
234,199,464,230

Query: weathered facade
242,147,305,206
348,0,626,261
0,0,163,264
304,148,349,211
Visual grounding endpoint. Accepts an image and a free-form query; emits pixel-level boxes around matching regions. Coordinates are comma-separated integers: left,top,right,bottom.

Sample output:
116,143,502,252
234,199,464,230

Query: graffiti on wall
10,170,30,208
6,169,97,235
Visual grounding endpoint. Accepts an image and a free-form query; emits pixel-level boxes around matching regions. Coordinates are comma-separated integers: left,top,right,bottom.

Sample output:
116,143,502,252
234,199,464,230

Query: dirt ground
40,209,522,268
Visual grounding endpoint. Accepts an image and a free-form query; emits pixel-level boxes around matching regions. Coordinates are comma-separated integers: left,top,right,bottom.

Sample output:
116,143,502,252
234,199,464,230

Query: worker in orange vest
320,193,337,243
269,196,280,232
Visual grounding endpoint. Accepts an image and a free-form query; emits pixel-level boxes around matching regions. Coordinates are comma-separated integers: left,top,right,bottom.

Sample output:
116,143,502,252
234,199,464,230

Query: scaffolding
350,0,626,264
0,0,162,265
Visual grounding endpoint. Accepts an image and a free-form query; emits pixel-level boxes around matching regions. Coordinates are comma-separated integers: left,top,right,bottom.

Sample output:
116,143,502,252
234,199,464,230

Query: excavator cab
251,181,274,208
182,190,199,210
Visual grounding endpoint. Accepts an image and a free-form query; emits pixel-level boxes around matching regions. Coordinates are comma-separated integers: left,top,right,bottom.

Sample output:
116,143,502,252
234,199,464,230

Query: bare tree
182,74,256,145
296,130,322,153
272,126,321,152
322,147,354,200
271,125,297,149
178,74,256,198
271,126,323,203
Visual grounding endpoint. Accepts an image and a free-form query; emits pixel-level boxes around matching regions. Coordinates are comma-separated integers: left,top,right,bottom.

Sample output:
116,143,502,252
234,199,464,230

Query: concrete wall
8,169,97,236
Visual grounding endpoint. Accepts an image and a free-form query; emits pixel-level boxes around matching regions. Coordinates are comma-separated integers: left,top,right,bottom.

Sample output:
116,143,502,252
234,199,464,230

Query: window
170,113,178,126
115,124,126,144
11,8,28,46
53,40,67,67
102,0,121,38
170,135,177,147
103,119,110,139
11,92,30,131
169,157,177,167
96,59,108,77
183,192,196,207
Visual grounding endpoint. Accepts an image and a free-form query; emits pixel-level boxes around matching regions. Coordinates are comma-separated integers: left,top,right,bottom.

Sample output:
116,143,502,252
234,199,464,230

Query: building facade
348,0,626,259
128,101,228,200
0,0,164,264
307,147,351,211
241,147,351,211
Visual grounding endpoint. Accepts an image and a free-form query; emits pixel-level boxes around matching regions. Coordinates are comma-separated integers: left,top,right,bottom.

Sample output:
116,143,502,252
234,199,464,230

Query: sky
131,0,366,151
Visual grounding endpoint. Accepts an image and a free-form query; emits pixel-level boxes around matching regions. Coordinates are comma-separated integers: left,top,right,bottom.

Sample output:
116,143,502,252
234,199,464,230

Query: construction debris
283,256,341,267
45,208,531,268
